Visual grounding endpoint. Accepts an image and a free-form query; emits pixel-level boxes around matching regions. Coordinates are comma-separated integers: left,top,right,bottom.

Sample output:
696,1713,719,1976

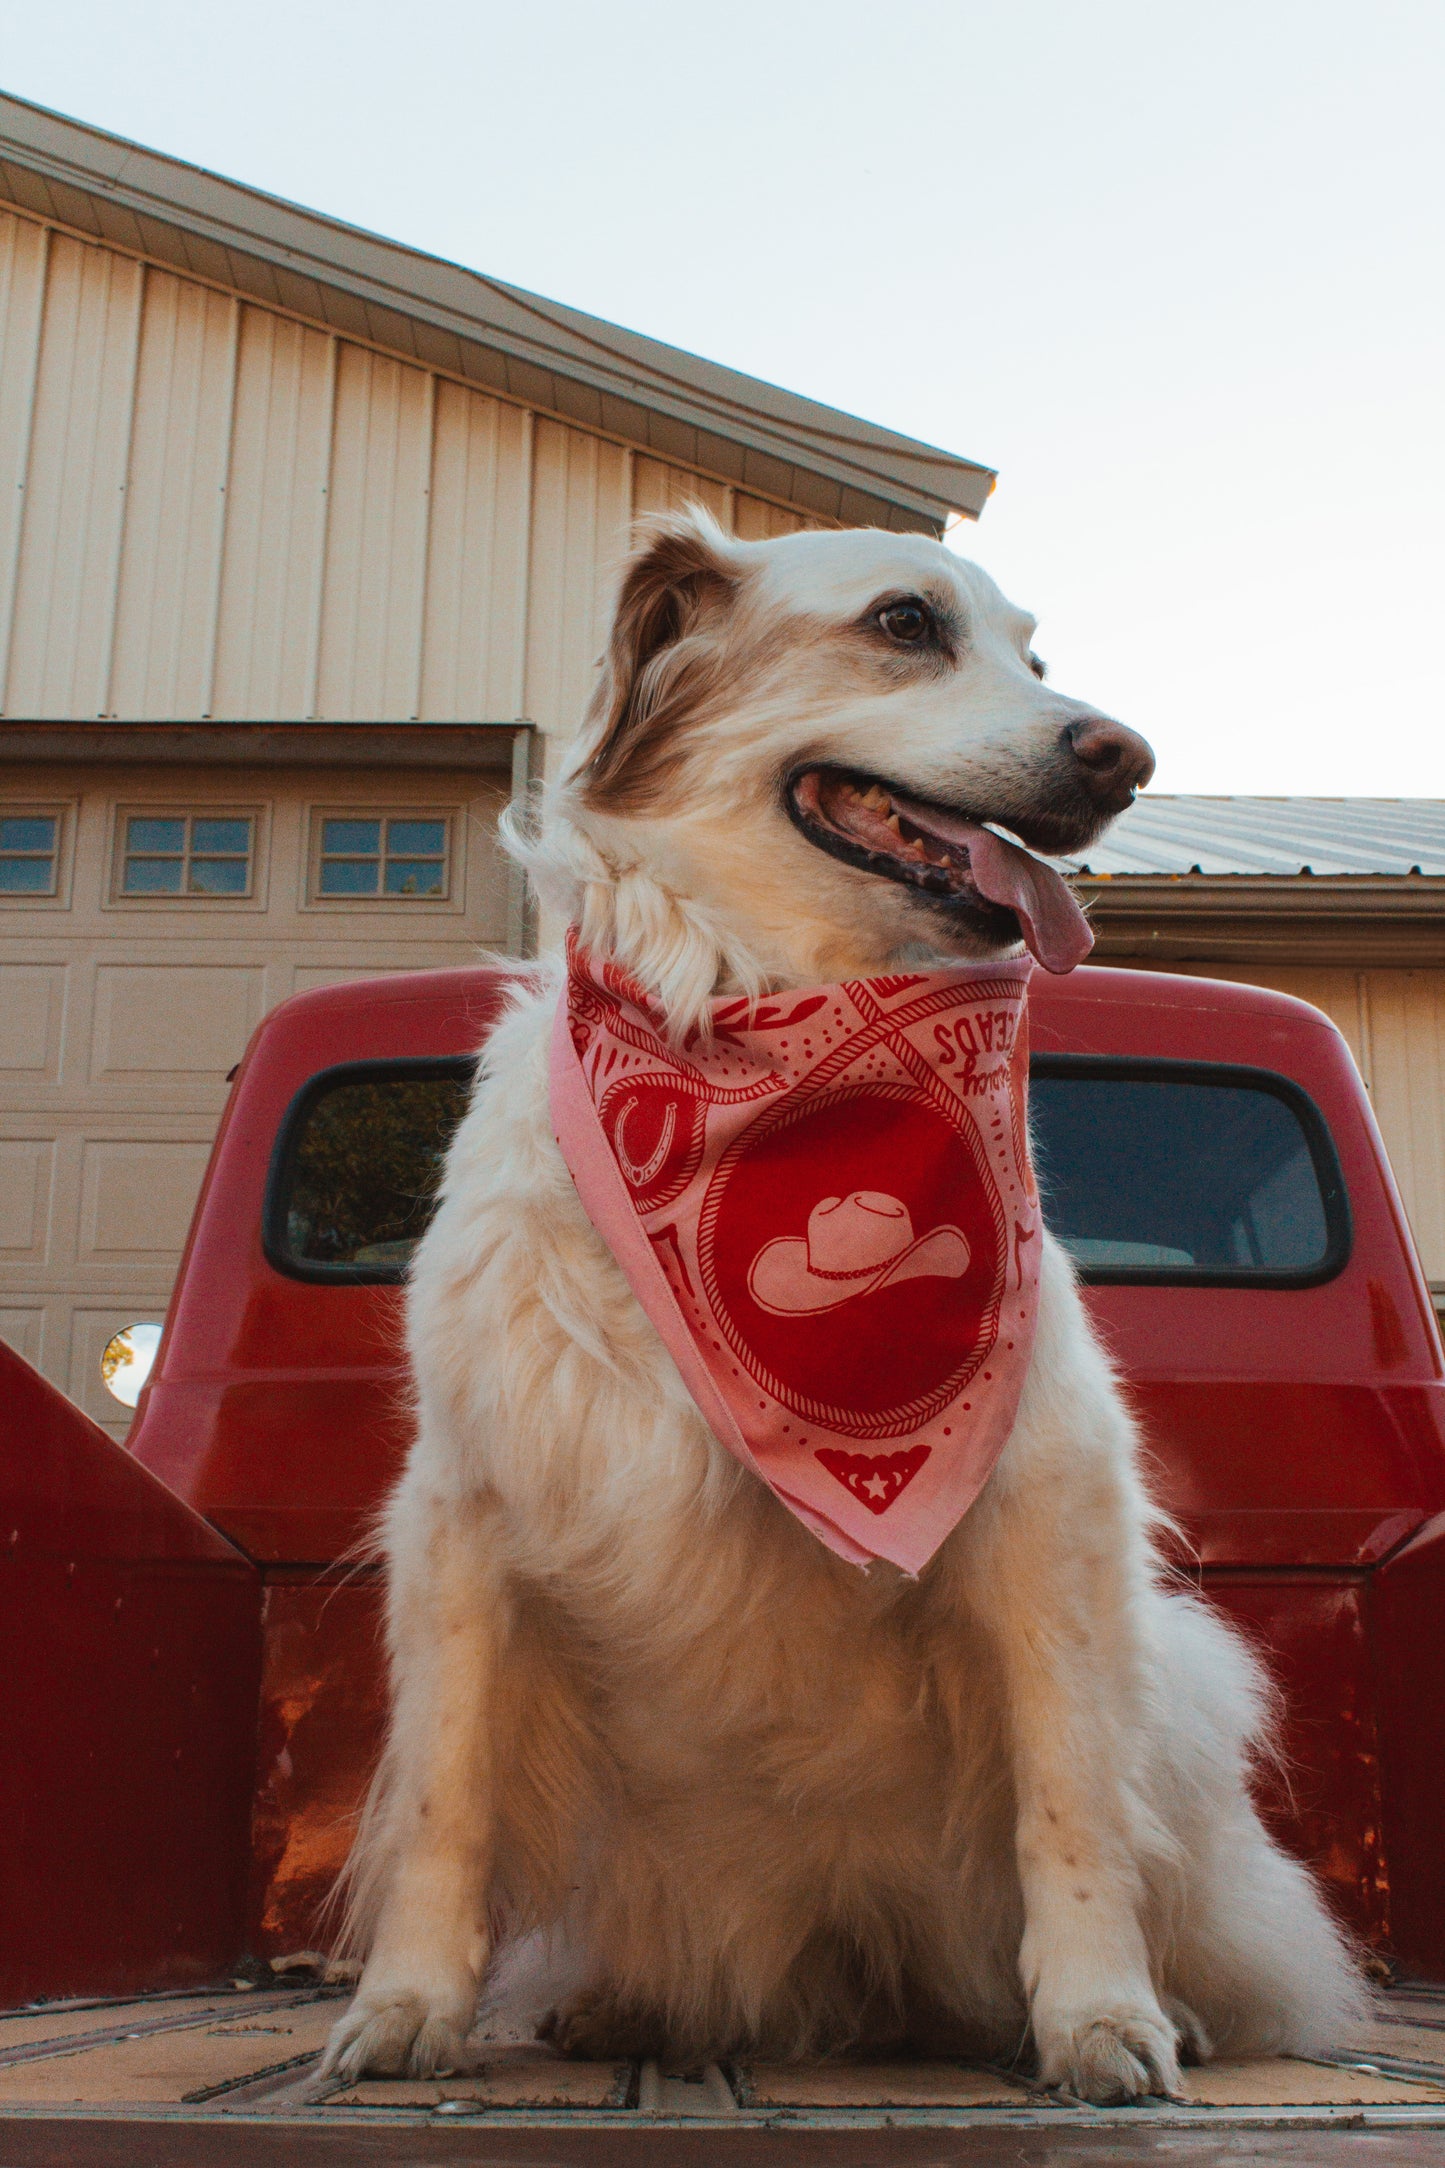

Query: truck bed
2,1978,1443,2164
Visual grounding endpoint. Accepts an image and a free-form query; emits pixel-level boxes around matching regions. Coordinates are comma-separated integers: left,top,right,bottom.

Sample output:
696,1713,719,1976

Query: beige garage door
0,752,513,1433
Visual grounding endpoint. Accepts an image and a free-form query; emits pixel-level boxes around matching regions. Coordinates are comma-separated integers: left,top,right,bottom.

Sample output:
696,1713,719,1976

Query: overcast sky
2,0,1441,795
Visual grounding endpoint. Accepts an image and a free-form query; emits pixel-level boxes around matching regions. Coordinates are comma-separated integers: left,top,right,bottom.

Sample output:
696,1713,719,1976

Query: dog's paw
321,1987,475,2083
541,1986,664,2061
1036,2004,1182,2104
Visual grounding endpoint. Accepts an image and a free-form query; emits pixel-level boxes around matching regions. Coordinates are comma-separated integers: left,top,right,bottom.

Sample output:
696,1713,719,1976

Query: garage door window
118,813,255,897
312,813,451,900
0,812,59,894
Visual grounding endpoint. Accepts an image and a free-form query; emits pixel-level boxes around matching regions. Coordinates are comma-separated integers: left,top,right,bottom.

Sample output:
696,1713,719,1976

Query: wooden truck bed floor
2,1981,1444,2164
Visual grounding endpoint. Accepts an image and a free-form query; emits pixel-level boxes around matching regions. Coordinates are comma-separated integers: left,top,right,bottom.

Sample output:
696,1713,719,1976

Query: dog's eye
878,598,932,645
1029,653,1047,680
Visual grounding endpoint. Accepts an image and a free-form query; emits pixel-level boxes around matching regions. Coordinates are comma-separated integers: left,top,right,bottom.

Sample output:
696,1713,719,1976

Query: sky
1,0,1441,796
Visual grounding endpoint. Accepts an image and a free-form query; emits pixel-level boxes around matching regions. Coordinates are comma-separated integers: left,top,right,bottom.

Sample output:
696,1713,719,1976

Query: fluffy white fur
324,514,1363,2101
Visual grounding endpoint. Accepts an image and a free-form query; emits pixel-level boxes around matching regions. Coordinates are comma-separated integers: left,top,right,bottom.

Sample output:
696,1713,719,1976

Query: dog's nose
1064,715,1156,809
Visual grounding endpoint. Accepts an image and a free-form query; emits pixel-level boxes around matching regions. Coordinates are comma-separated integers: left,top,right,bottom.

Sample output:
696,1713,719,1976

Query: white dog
325,512,1361,2101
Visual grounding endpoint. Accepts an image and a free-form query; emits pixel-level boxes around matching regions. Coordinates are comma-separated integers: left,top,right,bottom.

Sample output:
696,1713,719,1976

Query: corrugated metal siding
315,344,434,721
1062,796,1445,877
0,214,47,695
523,420,632,738
632,453,729,527
0,208,834,744
1365,972,1445,1294
5,232,142,716
108,271,237,718
419,385,531,723
210,308,335,719
733,493,807,540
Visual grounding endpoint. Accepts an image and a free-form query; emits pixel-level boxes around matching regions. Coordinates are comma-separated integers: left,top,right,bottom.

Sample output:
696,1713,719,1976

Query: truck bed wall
0,1344,262,2003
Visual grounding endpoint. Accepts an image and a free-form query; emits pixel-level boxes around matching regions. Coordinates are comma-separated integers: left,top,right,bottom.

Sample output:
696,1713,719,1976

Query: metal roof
0,91,994,536
1056,797,1445,879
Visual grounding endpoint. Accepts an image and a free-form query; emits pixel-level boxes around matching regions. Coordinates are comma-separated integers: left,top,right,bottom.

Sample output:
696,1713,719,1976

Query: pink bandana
550,936,1042,1572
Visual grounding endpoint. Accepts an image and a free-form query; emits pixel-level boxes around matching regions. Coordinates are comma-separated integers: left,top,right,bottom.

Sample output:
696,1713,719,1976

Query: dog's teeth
885,811,902,833
862,784,888,810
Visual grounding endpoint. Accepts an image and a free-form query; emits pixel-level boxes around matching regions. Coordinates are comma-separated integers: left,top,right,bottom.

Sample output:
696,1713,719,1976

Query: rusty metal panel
419,381,530,722
3,234,142,717
315,345,433,722
1206,1573,1390,1950
523,416,631,738
247,1571,386,1956
0,212,47,702
210,306,335,721
108,271,238,719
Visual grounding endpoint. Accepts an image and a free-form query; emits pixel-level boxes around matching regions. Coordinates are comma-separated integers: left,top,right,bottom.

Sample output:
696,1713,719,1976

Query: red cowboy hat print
749,1191,971,1315
699,1087,1006,1441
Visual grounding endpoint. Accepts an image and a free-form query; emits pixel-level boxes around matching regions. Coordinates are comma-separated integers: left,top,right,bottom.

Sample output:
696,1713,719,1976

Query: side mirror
100,1322,163,1409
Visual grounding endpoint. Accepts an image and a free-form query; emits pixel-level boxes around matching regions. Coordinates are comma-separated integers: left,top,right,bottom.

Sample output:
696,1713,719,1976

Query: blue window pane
190,857,249,895
384,859,445,896
127,817,185,855
191,818,251,855
322,819,381,856
124,857,184,894
1033,1077,1330,1273
0,856,54,892
319,859,380,895
0,816,56,852
387,819,445,856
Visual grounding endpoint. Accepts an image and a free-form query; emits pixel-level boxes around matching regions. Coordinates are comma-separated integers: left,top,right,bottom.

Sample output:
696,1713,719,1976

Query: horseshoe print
616,1094,676,1188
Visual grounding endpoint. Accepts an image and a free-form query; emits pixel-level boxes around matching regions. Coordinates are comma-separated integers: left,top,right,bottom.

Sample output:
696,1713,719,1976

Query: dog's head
538,510,1153,998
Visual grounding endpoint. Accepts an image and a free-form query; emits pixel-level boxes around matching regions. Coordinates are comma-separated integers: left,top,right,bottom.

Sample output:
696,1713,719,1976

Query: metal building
0,95,993,1426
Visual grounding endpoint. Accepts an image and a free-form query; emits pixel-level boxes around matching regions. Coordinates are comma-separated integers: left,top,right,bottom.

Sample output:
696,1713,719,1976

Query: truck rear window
263,1059,475,1282
1030,1057,1349,1286
264,1055,1349,1289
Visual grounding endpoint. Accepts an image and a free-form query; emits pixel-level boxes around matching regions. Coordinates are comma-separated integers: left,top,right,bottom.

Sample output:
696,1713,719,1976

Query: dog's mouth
786,766,1095,975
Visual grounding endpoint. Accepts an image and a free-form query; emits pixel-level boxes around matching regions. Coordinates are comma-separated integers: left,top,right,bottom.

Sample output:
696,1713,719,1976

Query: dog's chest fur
408,978,1025,1809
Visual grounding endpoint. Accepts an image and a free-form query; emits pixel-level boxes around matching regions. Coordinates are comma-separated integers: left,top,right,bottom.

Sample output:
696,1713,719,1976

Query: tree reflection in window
282,1075,471,1270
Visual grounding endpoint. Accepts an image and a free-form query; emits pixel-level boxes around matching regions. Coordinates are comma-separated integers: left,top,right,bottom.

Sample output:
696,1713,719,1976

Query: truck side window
1029,1057,1350,1287
264,1059,475,1282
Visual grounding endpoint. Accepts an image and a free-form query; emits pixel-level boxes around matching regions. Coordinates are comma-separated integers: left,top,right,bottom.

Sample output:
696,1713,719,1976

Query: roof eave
1078,872,1445,968
1077,873,1445,911
0,91,995,532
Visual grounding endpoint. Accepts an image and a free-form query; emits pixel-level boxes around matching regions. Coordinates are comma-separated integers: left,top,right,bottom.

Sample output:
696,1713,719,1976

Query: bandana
550,936,1041,1572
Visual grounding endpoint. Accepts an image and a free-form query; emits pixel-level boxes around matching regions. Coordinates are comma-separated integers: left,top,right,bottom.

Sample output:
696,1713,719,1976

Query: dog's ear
576,511,741,807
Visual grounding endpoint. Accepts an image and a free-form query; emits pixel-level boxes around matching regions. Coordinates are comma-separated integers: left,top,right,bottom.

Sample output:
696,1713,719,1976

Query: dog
324,511,1362,2102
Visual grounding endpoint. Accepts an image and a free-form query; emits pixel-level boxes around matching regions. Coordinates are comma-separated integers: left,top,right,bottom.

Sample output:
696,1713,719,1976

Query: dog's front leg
324,1481,508,2081
956,1332,1180,2100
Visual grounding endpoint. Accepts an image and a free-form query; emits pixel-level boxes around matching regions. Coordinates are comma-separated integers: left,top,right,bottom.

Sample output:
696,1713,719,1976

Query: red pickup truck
5,961,1445,2146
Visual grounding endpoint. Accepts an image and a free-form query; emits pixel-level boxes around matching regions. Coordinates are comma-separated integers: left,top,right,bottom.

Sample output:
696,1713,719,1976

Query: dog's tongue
889,795,1095,974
